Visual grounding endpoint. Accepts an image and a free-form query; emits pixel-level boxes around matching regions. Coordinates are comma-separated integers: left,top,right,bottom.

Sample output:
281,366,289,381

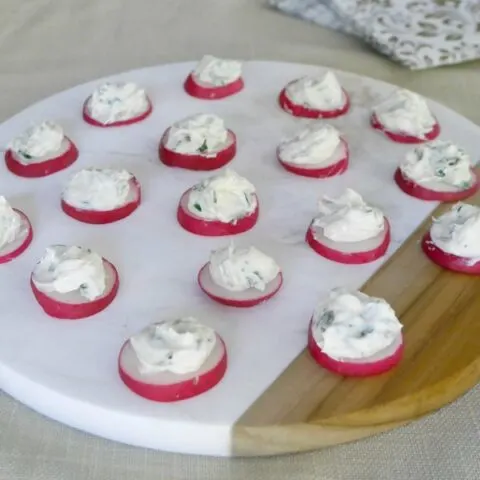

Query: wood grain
233,193,480,456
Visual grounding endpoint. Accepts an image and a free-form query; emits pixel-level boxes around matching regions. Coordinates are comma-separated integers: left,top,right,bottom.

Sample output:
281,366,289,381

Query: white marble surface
0,60,479,456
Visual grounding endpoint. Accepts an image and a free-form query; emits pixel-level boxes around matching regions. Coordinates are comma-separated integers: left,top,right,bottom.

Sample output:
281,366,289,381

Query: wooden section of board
233,193,480,456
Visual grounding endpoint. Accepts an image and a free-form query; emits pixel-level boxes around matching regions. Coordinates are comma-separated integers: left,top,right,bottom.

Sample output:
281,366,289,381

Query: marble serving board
0,61,479,457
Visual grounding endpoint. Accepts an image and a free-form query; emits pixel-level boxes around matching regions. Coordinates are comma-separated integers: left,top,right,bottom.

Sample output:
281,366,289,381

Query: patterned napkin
269,0,480,69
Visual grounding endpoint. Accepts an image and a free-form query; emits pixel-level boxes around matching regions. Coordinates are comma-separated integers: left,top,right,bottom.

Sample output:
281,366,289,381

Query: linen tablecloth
0,1,479,479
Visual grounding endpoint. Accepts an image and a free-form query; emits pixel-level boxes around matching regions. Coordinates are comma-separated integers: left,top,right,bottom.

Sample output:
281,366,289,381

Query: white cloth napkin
269,0,480,69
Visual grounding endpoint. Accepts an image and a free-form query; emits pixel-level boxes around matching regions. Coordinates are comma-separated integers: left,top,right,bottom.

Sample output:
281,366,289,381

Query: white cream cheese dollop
165,113,229,156
193,55,242,86
32,245,106,301
400,141,474,191
430,203,480,260
129,317,217,375
209,243,280,292
62,168,133,211
373,89,436,138
278,124,341,165
285,71,345,110
9,121,65,164
312,289,403,360
0,196,22,250
188,169,257,223
87,82,149,124
312,189,385,243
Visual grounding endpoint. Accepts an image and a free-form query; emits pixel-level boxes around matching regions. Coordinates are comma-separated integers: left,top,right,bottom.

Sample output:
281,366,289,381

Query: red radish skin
30,259,119,319
5,139,78,178
394,168,479,202
82,97,153,127
371,113,440,144
0,210,33,264
118,336,227,402
277,139,349,178
184,73,244,100
307,324,404,377
422,231,480,275
306,218,391,264
177,189,259,236
197,263,283,308
61,178,141,224
278,87,350,119
159,129,236,171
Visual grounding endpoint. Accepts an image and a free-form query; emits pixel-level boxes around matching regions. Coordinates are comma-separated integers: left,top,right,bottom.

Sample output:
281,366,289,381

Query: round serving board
0,62,479,457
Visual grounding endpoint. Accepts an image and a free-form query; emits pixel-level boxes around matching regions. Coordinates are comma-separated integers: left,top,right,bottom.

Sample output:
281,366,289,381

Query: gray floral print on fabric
269,0,480,69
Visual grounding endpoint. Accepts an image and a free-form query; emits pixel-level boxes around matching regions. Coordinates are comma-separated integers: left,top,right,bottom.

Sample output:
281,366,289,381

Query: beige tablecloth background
0,1,478,479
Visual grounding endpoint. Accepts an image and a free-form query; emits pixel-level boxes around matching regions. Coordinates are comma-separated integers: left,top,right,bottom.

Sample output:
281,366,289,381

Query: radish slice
371,113,440,144
278,87,350,119
306,218,391,264
30,259,119,319
61,177,141,224
82,97,152,127
422,231,480,275
307,321,404,377
197,263,283,307
394,167,479,202
177,189,259,236
118,334,227,402
5,138,78,178
184,73,244,100
159,128,236,171
277,138,349,178
0,209,33,264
